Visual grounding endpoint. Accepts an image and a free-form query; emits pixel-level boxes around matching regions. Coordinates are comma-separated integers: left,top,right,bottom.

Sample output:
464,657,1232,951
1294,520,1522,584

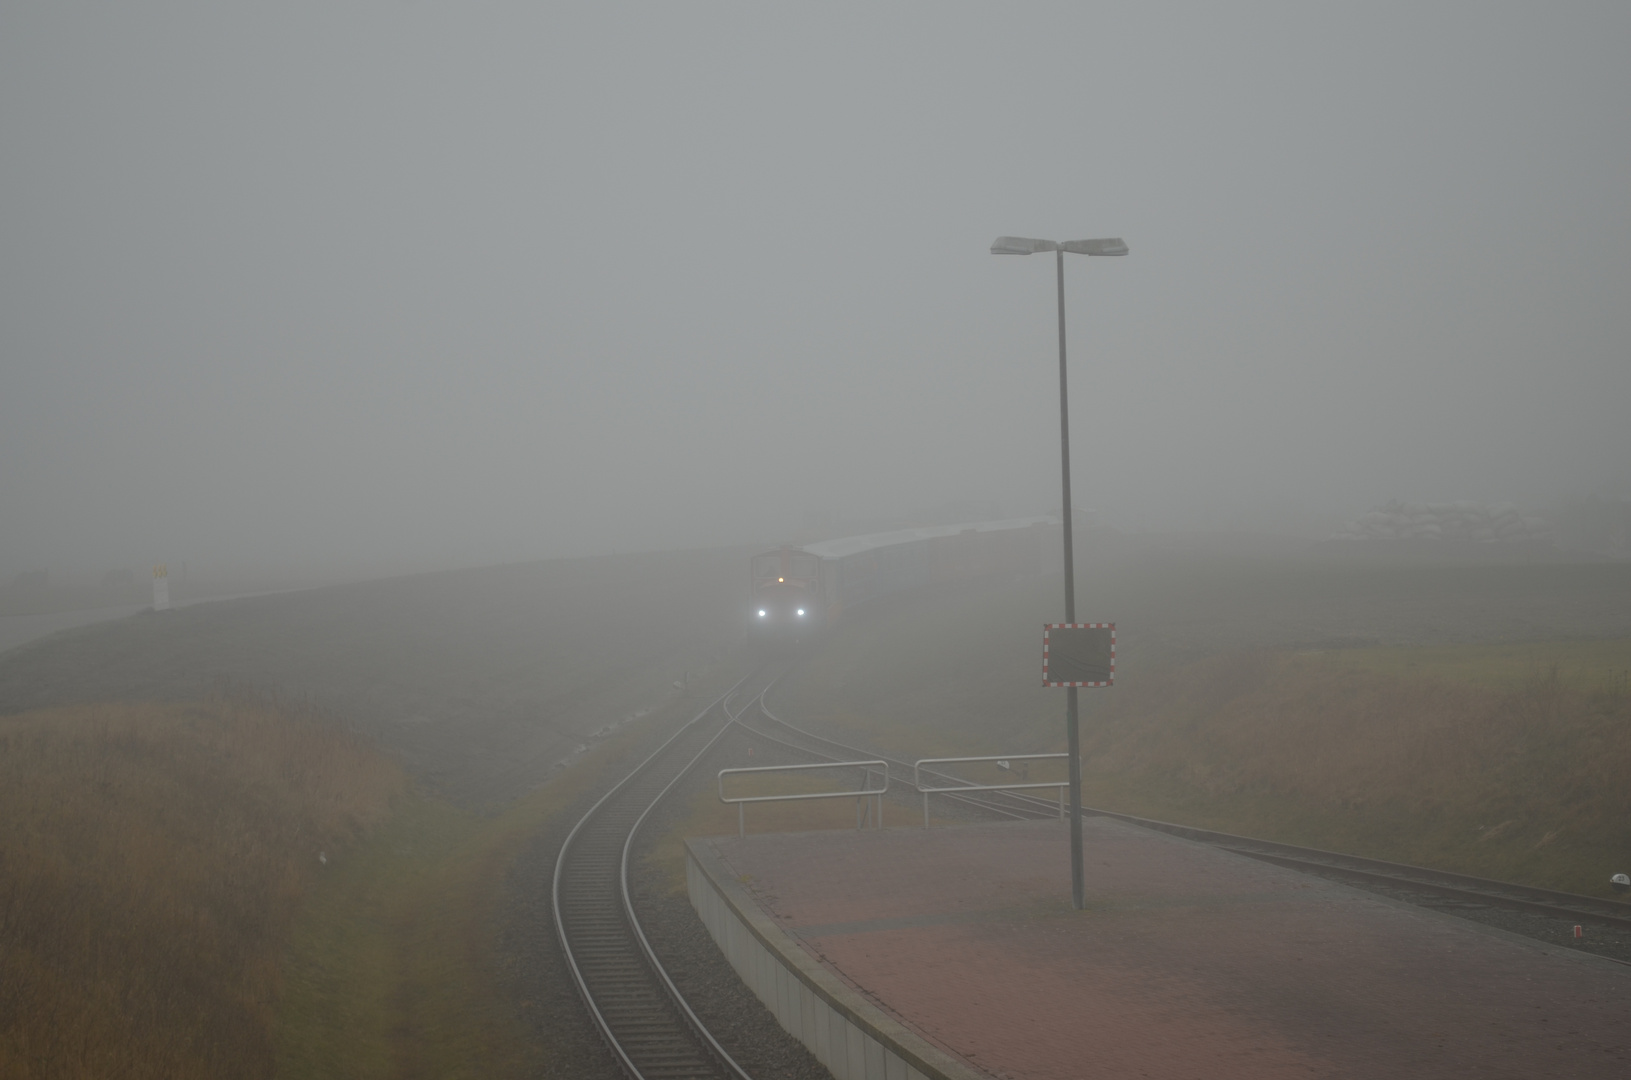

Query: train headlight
796,609,806,617
757,610,767,618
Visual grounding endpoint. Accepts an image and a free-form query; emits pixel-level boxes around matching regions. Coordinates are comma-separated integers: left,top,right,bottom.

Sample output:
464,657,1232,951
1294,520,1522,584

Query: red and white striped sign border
1042,622,1115,687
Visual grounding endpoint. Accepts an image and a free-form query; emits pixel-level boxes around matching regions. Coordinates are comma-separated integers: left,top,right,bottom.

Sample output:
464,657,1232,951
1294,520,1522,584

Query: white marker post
152,564,170,611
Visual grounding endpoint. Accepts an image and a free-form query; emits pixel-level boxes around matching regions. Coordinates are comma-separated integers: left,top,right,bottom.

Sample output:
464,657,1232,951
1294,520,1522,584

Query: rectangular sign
1043,623,1114,687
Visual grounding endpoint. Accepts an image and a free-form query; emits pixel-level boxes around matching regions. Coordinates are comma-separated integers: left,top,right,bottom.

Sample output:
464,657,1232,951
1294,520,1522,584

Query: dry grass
1078,648,1631,893
1325,637,1631,692
781,565,1631,896
0,666,752,1080
0,694,405,1080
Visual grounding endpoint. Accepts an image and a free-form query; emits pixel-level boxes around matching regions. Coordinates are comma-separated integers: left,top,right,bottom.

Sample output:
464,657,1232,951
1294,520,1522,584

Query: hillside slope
0,547,750,806
780,536,1631,895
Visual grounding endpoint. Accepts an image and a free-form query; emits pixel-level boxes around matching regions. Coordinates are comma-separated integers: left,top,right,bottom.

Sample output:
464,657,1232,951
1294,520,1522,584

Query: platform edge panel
685,837,987,1080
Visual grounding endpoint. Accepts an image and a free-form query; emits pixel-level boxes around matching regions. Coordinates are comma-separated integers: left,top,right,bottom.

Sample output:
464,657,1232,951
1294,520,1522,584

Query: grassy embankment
780,572,1631,897
0,696,403,1079
1074,643,1631,894
0,693,641,1080
270,743,626,1080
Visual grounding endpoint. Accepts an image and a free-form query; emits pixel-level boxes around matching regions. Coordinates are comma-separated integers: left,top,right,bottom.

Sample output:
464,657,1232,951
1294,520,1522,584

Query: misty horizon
5,3,1628,584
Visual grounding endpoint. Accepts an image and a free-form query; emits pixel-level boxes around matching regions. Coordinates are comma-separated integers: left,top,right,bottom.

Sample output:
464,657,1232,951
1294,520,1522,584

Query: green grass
275,796,497,1079
273,732,631,1080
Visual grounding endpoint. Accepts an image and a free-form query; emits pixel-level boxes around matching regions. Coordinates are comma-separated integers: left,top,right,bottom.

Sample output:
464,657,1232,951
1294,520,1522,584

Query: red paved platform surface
706,818,1630,1079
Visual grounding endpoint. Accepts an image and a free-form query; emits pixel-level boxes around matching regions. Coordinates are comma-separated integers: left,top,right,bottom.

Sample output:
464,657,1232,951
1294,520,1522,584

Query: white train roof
801,516,1058,560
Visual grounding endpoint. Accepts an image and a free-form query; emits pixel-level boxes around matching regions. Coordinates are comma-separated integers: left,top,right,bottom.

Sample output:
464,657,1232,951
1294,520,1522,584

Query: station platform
687,817,1630,1079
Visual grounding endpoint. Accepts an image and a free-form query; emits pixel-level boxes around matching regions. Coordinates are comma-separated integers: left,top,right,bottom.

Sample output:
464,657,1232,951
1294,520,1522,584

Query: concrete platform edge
686,836,988,1080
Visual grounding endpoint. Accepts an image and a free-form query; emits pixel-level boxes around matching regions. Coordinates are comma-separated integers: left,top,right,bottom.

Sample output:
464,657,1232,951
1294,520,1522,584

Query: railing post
923,792,929,829
739,802,744,837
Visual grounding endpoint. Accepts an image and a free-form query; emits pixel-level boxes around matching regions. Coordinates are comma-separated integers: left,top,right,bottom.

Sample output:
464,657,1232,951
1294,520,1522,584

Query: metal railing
718,760,889,836
913,754,1068,827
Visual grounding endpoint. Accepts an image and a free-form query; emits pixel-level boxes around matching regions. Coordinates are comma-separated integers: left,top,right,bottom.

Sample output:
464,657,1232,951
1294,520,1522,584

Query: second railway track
553,663,1631,1080
736,686,1631,962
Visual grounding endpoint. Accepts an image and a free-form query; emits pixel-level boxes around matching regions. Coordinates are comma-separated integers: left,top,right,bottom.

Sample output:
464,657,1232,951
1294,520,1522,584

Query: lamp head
1060,238,1129,256
990,236,1058,255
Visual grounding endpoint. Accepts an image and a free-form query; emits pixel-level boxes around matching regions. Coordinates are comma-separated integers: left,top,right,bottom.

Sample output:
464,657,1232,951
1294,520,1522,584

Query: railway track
738,689,1631,956
553,675,762,1080
553,664,1630,1080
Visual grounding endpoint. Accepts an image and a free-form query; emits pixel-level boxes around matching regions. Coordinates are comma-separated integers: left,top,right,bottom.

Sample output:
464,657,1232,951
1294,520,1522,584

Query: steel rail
617,689,764,1080
550,656,1631,1080
1221,847,1631,936
552,674,756,1080
750,688,1631,936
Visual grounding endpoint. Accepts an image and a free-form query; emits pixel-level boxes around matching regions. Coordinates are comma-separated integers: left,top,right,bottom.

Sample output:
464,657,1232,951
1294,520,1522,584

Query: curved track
553,663,1631,1079
553,675,762,1080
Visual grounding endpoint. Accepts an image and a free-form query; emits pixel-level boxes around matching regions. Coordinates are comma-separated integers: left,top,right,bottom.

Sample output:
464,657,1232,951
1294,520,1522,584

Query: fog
4,3,1628,584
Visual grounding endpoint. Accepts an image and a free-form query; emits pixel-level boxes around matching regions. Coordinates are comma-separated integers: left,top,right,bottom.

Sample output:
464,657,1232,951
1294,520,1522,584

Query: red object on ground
706,818,1631,1079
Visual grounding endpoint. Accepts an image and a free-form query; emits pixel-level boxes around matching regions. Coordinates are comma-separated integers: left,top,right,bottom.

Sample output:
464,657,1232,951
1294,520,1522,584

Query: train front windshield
751,553,819,585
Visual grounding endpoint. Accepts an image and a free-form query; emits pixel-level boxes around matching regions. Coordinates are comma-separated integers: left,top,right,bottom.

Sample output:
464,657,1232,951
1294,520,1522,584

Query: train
748,516,1059,640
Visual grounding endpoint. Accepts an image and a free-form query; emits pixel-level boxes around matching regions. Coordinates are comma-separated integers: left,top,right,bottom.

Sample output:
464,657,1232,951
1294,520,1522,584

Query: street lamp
991,234,1127,910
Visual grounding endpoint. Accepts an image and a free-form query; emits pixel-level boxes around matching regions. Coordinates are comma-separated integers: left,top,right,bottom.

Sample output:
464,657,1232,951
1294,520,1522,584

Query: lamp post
991,234,1127,910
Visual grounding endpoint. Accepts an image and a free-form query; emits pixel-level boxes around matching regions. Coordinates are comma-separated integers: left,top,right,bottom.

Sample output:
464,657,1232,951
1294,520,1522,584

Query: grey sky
3,3,1628,580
